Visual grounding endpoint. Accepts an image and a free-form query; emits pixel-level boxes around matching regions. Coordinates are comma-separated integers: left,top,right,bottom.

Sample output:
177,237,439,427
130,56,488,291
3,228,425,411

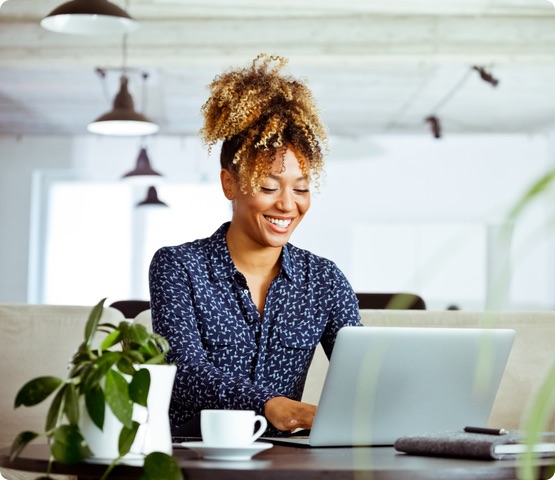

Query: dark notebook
394,430,555,460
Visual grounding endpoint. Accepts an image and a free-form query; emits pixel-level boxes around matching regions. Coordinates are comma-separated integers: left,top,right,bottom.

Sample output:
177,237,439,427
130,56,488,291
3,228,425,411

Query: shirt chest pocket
200,326,252,349
200,326,254,372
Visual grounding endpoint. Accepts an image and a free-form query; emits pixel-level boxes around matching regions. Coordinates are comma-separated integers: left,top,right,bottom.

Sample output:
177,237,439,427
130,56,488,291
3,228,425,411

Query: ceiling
2,0,555,138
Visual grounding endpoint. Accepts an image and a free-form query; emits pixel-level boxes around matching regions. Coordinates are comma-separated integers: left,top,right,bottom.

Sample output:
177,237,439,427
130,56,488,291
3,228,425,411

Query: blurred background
2,0,555,310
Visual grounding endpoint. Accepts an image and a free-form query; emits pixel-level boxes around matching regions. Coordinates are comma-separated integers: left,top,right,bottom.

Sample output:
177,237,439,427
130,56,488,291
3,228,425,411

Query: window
30,172,230,305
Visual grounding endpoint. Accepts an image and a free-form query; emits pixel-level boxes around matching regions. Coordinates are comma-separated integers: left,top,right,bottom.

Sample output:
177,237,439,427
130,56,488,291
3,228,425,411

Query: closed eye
260,186,309,193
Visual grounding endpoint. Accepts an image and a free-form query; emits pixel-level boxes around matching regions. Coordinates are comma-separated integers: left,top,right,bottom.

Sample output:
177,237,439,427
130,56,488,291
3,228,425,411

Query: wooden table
2,443,555,480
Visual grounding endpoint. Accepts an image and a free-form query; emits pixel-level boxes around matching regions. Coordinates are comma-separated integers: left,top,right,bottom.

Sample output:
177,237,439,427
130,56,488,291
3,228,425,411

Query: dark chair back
355,292,426,310
109,300,151,319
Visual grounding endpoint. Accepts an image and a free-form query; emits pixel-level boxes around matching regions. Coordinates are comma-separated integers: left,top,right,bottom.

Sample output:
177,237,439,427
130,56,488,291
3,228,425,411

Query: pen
464,426,508,435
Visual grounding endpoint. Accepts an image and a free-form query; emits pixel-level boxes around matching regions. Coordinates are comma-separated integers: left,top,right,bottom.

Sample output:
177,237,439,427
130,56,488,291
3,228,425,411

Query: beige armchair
0,304,124,450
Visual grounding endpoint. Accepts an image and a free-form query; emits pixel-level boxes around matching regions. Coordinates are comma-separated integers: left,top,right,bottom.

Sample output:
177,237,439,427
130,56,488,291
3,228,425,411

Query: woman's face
224,148,311,249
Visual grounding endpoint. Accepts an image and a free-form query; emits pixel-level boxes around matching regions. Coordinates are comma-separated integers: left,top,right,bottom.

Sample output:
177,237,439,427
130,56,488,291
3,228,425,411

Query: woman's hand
264,396,317,432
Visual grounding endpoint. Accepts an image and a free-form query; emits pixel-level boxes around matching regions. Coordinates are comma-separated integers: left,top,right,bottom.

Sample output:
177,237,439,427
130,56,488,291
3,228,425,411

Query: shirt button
243,289,249,295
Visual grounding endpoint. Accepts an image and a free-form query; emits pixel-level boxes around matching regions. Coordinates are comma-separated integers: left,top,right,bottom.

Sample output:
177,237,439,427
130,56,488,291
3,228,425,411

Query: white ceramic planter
80,364,176,466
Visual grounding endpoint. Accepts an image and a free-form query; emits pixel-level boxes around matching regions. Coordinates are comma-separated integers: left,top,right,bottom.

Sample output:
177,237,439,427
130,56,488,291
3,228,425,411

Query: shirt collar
279,244,294,282
209,222,237,281
209,222,296,284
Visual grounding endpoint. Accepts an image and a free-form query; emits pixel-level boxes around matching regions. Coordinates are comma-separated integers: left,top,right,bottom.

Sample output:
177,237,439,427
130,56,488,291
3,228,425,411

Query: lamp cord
429,67,473,115
94,22,151,113
141,72,149,114
121,34,128,74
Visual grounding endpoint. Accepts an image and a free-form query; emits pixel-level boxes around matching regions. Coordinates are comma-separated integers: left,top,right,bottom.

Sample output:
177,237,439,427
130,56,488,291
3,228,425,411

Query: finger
282,418,297,431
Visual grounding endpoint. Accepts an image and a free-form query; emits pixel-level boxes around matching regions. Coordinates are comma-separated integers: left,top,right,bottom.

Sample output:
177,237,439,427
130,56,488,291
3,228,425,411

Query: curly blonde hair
199,54,328,193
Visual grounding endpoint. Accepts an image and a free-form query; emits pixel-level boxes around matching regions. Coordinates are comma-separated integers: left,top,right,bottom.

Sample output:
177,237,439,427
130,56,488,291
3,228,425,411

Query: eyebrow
268,174,308,182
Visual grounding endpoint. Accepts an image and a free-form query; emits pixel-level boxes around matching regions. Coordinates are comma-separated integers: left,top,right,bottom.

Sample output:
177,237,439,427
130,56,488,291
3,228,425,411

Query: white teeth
266,216,291,228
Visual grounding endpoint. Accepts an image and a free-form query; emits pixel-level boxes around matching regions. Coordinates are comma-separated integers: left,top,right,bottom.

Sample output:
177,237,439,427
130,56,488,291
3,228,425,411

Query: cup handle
252,415,268,442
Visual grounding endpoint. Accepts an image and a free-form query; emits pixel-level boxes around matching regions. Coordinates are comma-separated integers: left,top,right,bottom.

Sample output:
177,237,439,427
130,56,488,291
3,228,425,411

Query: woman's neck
226,225,281,316
225,225,281,276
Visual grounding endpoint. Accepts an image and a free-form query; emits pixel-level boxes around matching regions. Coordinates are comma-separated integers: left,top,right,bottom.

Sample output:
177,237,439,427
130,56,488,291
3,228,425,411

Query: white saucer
84,454,144,467
179,441,273,461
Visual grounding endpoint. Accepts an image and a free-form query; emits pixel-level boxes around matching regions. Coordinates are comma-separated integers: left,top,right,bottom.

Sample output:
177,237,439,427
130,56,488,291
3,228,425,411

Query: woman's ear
220,169,236,200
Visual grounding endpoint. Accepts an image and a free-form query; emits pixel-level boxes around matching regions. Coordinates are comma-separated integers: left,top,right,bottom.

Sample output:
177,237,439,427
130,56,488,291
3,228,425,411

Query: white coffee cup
200,409,267,447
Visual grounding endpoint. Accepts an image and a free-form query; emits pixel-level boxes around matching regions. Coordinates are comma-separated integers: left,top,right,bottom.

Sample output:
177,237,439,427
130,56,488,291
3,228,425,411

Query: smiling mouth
264,216,292,228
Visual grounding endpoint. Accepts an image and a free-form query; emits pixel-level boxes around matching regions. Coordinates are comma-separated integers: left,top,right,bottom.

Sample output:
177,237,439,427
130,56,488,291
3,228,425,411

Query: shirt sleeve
149,247,279,418
319,262,362,359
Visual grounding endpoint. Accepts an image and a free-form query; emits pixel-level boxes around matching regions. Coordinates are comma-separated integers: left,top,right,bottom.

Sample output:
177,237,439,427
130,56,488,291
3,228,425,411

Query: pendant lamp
122,147,163,183
41,0,140,35
136,186,168,208
88,75,159,136
425,116,441,139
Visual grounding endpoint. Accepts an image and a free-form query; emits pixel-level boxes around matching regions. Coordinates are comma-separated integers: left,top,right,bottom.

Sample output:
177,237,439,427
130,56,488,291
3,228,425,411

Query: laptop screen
304,326,515,447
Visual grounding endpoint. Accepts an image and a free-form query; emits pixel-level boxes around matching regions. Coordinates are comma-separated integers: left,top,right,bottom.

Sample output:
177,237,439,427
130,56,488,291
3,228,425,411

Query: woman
149,54,361,437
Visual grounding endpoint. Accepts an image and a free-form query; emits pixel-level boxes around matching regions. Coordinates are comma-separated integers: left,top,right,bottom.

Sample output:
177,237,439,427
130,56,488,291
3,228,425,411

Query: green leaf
10,431,39,461
105,369,133,428
96,351,122,368
63,383,79,425
125,323,150,347
84,298,107,348
71,342,94,363
100,329,122,351
118,320,130,338
518,360,555,480
124,350,146,364
85,384,105,431
118,421,140,457
72,363,95,393
508,169,555,221
117,356,137,376
70,353,93,373
45,385,67,432
129,368,150,407
50,424,92,464
143,353,166,365
152,334,170,356
140,341,161,360
15,376,63,408
135,333,170,365
81,352,120,393
142,452,184,480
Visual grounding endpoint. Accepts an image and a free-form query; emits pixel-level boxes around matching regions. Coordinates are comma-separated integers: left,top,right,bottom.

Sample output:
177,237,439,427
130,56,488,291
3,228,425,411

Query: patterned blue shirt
149,222,361,435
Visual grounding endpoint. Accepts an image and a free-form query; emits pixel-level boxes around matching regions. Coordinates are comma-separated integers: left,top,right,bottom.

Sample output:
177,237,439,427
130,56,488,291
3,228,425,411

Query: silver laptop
267,326,515,447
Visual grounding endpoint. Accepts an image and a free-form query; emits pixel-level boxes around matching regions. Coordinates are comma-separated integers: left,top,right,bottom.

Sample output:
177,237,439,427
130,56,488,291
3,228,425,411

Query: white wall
1,132,554,309
0,136,74,302
293,134,554,309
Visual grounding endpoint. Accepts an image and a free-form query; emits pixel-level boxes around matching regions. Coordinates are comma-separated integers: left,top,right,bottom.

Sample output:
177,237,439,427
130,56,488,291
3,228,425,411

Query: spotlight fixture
88,75,159,136
136,186,168,208
122,147,163,183
41,0,140,35
425,116,441,139
472,66,499,87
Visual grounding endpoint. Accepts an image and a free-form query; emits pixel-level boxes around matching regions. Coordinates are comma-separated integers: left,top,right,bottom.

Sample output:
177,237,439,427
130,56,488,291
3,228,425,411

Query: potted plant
9,298,183,480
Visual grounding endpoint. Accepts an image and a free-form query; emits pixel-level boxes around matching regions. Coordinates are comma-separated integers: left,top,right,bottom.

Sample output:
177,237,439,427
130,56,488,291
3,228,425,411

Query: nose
276,188,295,212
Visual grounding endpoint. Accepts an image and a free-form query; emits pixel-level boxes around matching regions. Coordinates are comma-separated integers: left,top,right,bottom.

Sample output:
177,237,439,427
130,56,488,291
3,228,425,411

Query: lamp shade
88,75,159,136
122,147,163,184
41,0,140,35
136,186,168,208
